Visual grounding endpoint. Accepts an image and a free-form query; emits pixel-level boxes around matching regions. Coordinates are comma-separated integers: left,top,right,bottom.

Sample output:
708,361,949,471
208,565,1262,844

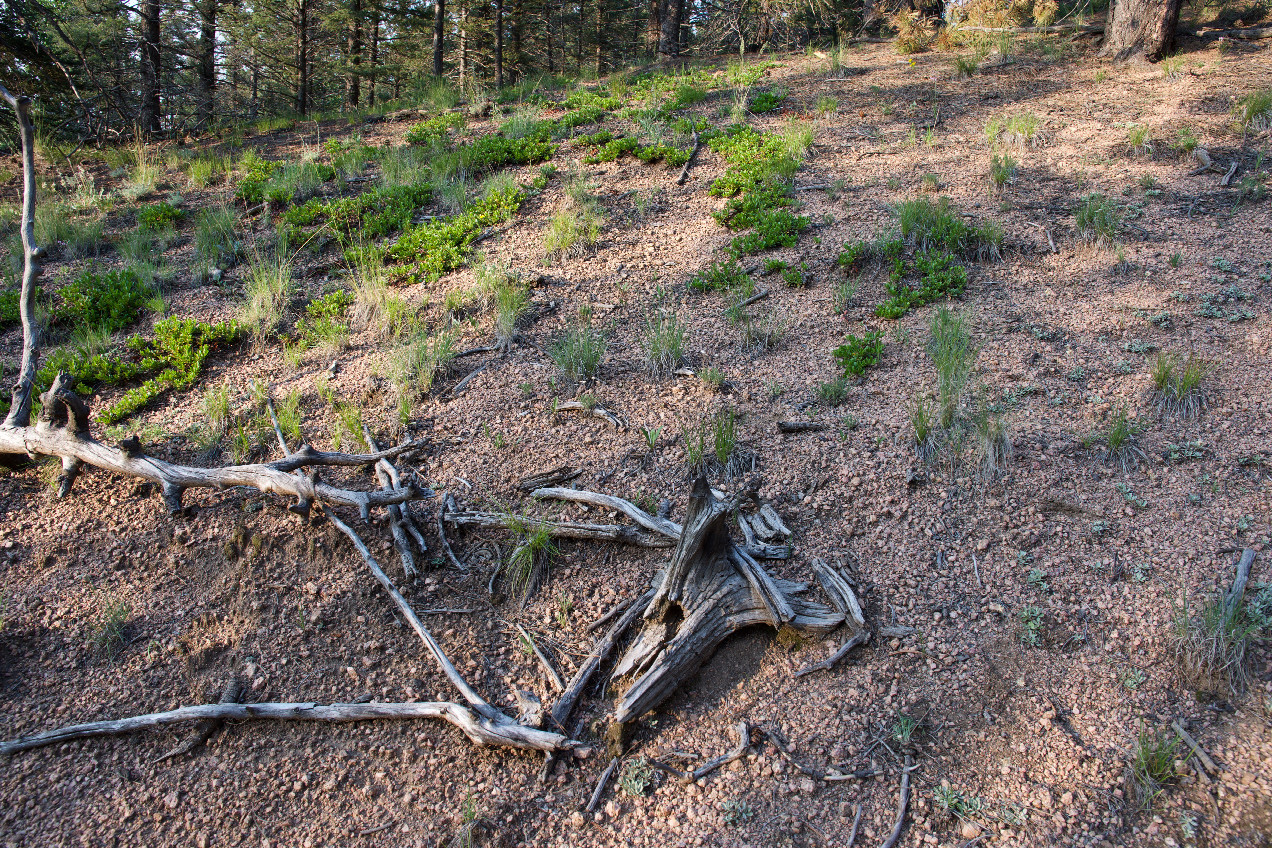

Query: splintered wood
609,477,847,724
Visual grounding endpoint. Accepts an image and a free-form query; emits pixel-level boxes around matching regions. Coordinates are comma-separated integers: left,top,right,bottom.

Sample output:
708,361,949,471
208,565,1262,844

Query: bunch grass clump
549,310,607,383
642,312,687,377
985,113,1040,151
1075,193,1122,245
1235,88,1272,131
1150,352,1211,418
1128,726,1180,810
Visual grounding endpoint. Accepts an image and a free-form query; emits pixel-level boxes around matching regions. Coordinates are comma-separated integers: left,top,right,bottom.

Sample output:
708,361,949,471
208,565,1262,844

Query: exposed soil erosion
1,41,1271,848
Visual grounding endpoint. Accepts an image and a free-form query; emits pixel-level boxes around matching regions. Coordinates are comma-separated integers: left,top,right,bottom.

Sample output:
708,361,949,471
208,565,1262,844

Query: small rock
961,821,982,840
568,811,586,827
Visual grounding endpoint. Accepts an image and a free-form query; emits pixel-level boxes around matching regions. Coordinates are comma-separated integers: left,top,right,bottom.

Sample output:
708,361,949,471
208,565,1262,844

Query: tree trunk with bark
195,0,216,129
647,0,662,55
369,5,380,104
433,0,445,77
295,0,311,115
139,0,162,134
1100,0,1182,62
657,0,682,62
347,0,364,108
495,0,505,88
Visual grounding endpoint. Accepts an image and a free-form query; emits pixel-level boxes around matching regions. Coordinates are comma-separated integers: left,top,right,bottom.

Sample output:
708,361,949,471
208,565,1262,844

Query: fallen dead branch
1171,719,1219,775
586,757,620,813
436,493,468,570
690,721,751,782
0,700,574,756
675,128,702,186
553,400,626,429
444,508,675,548
880,755,915,848
517,624,566,693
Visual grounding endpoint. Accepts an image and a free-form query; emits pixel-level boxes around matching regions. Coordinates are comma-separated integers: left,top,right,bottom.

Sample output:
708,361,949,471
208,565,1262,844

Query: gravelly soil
1,36,1271,848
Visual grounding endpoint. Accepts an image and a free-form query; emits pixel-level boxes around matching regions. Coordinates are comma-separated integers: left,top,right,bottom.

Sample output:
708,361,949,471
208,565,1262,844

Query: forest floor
2,34,1272,848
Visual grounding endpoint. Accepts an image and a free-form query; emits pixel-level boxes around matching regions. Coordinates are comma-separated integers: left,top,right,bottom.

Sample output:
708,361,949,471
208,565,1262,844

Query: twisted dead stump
610,477,846,724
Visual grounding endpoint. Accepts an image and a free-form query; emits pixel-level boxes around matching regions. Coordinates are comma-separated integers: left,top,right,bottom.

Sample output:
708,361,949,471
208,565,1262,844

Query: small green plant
504,516,558,602
934,786,984,819
989,154,1017,192
832,330,884,378
832,275,859,313
974,411,1011,480
816,376,849,406
1075,193,1122,245
1120,667,1147,690
891,713,920,746
1235,88,1272,131
1020,605,1044,647
89,599,131,660
985,113,1040,151
241,243,294,342
1026,567,1049,592
1129,726,1180,809
643,312,687,377
55,267,155,333
1150,352,1212,418
1172,127,1199,156
700,367,725,390
722,798,754,825
1174,586,1266,693
1093,405,1144,469
194,206,240,268
816,96,838,116
138,201,184,232
639,425,662,451
620,757,654,797
555,595,574,629
1126,124,1154,157
296,289,354,353
910,395,937,462
391,329,457,396
927,307,975,429
549,312,607,383
955,55,979,78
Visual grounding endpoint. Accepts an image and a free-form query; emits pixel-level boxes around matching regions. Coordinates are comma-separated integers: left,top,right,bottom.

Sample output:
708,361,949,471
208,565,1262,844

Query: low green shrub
138,201,184,232
833,330,884,377
55,267,154,333
405,113,466,144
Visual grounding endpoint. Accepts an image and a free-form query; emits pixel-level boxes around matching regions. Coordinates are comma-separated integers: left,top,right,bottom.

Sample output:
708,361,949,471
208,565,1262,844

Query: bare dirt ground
2,34,1272,848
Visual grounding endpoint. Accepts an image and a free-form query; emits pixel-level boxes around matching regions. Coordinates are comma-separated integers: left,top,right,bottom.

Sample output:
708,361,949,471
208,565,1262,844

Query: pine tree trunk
647,0,661,55
139,0,162,135
495,0,504,88
1099,0,1182,62
511,0,523,82
594,0,603,76
195,0,216,130
658,0,682,61
433,0,445,77
369,6,380,105
347,0,363,108
296,0,310,115
459,1,468,89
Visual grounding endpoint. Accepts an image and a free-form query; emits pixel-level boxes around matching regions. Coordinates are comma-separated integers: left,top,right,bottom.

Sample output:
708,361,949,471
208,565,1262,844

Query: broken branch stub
610,477,844,725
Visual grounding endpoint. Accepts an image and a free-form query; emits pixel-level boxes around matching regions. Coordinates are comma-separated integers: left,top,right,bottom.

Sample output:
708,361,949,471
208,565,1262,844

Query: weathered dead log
586,757,620,812
444,508,674,548
532,486,681,538
1223,548,1256,618
690,721,750,781
322,505,579,752
0,376,427,515
518,466,582,491
532,487,788,559
552,587,658,729
364,427,428,579
0,700,576,755
154,676,244,762
436,493,468,570
610,477,843,724
880,755,915,848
